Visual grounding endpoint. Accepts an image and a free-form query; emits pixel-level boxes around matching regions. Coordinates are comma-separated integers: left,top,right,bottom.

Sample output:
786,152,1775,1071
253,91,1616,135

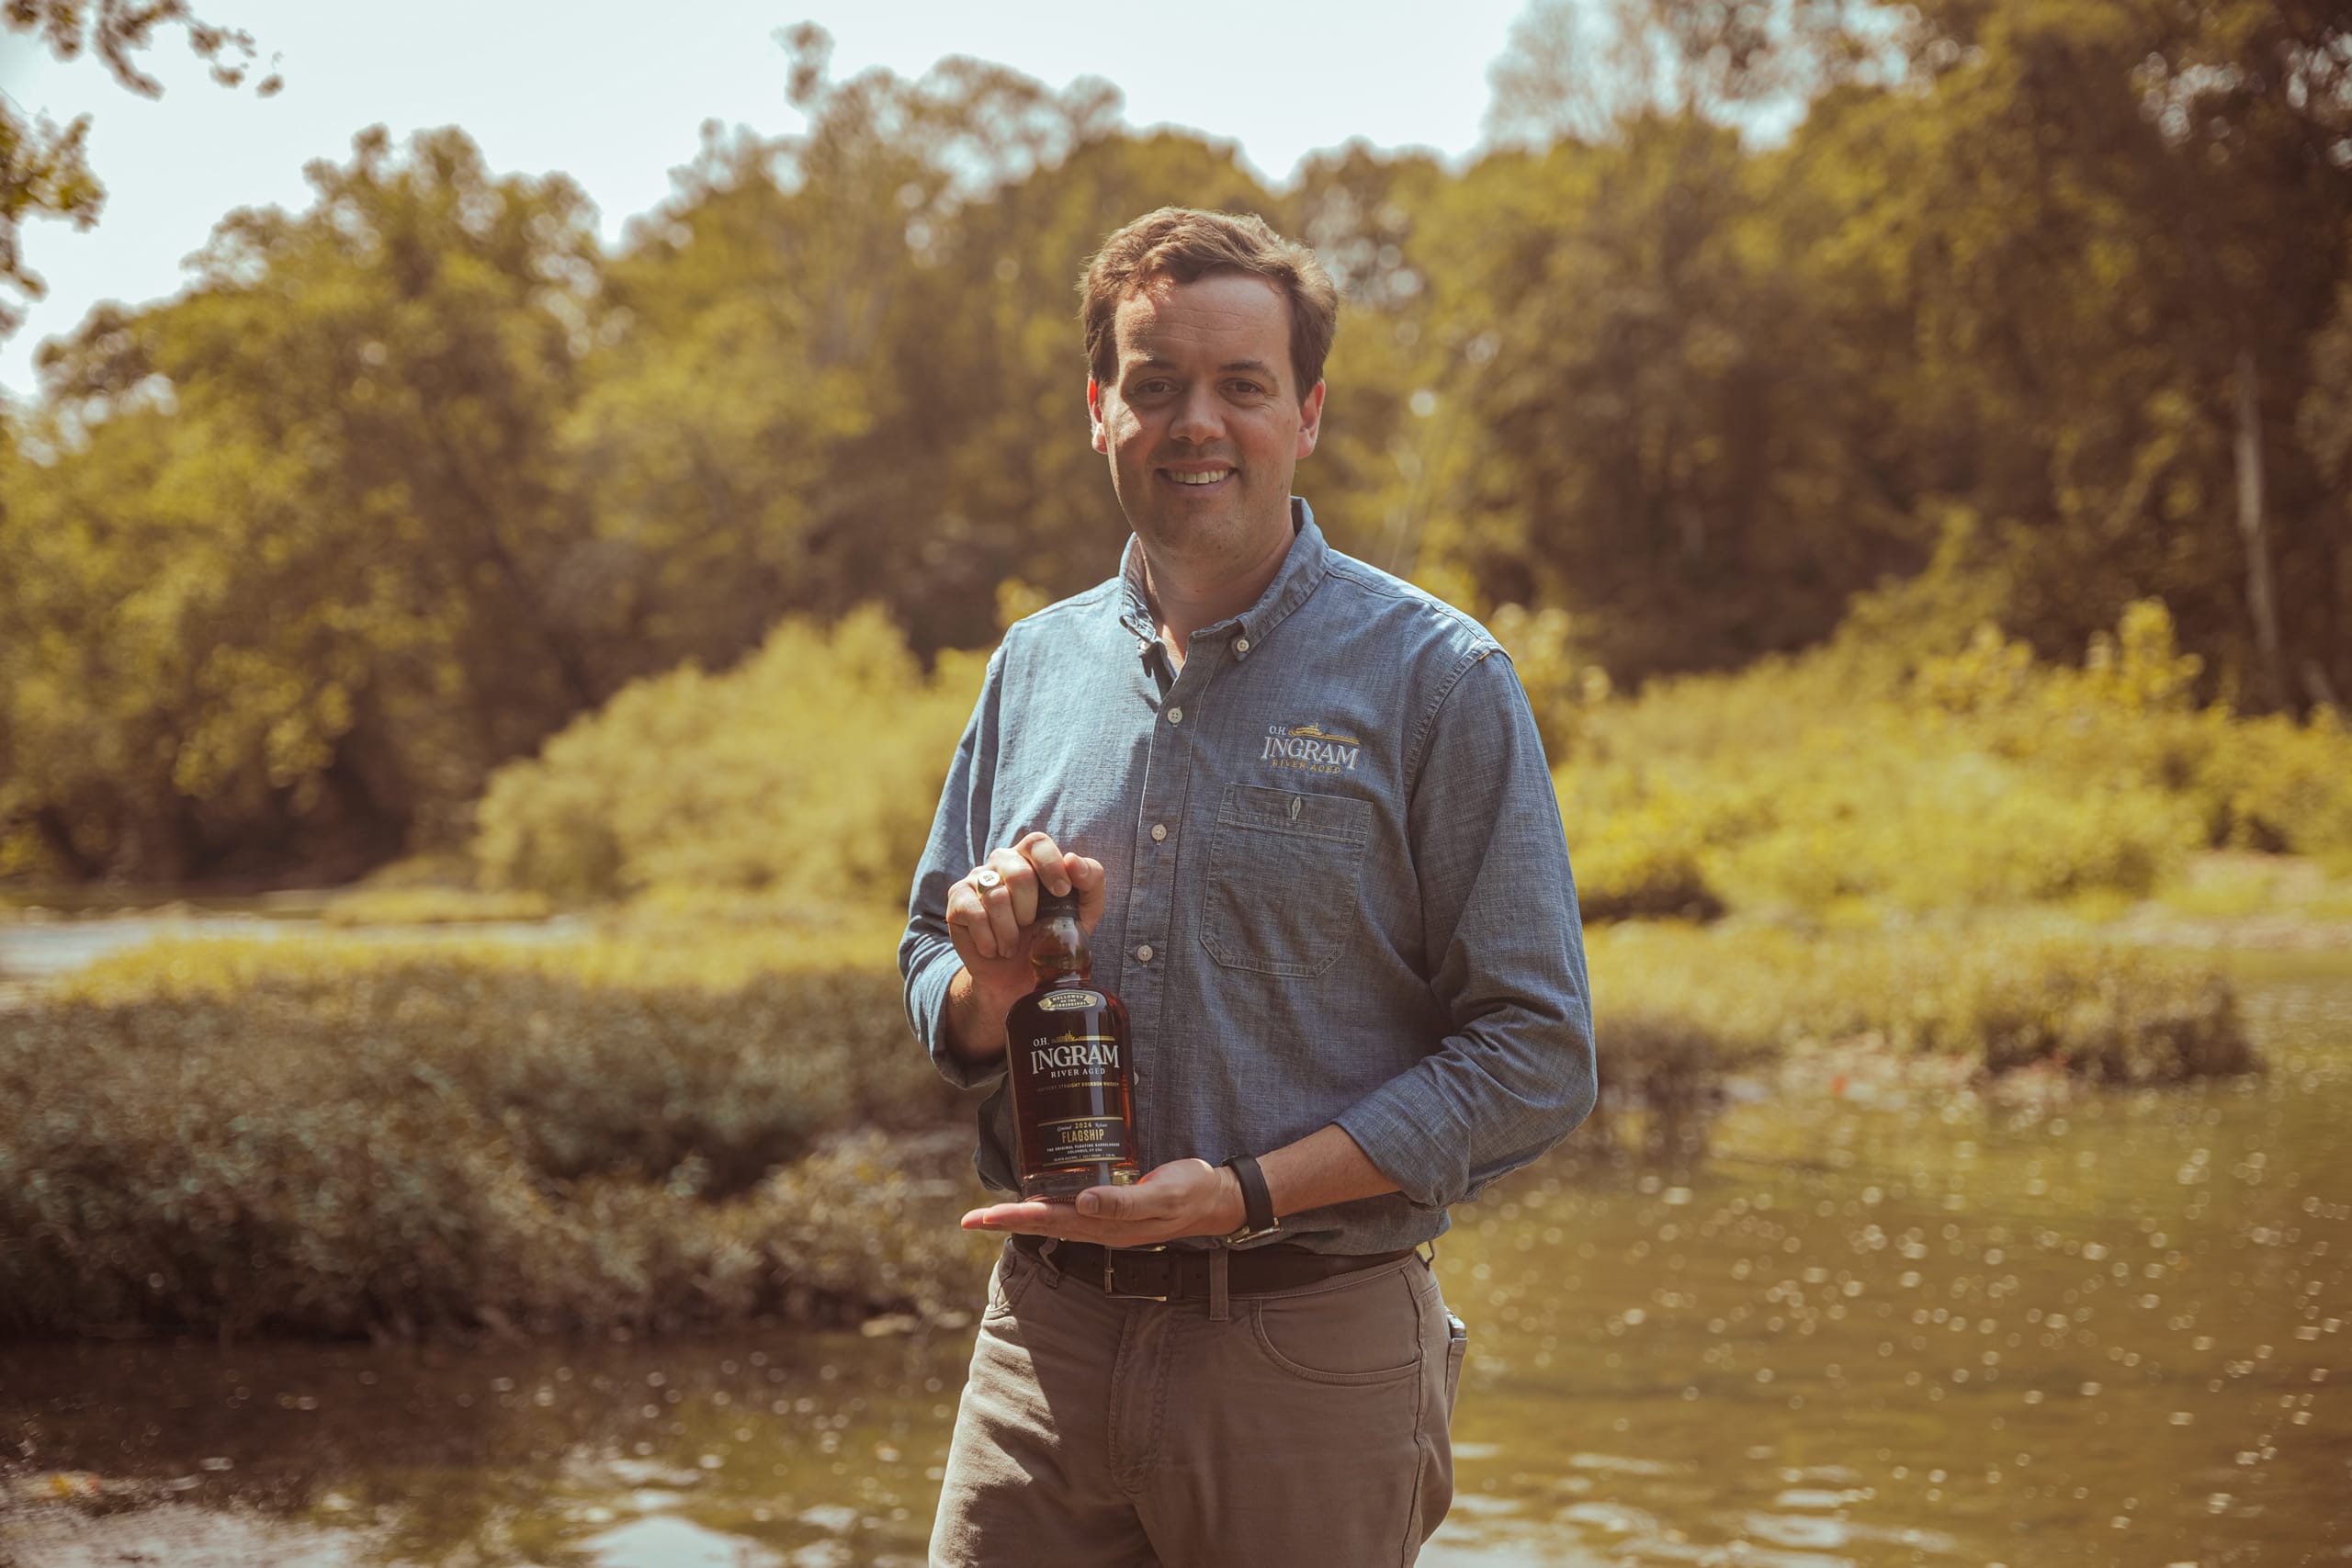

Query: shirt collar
1115,496,1329,656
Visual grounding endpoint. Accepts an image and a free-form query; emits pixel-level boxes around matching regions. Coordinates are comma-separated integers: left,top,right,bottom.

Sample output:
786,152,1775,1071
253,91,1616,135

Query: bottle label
1021,1031,1131,1167
1037,990,1103,1012
1035,1115,1126,1163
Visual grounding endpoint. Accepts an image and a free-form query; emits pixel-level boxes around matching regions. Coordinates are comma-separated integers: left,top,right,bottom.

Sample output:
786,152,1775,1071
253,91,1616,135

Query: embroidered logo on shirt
1261,723,1362,774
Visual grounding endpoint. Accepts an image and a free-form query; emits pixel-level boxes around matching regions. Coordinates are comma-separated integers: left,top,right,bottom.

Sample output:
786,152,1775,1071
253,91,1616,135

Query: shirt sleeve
898,644,1010,1091
1332,649,1598,1208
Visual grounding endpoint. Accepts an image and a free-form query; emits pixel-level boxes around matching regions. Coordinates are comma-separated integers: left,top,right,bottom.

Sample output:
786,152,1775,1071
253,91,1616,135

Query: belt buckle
1102,1245,1171,1302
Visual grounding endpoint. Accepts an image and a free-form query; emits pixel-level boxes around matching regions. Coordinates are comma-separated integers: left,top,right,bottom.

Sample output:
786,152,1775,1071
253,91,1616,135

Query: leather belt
1012,1232,1417,1302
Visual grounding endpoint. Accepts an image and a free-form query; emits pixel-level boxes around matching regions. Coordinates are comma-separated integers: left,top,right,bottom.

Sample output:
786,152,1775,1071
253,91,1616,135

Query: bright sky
0,0,1534,399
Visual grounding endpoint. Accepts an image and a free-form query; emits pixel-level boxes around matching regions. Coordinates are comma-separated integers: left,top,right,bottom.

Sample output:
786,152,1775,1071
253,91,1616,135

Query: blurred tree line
3,0,2347,886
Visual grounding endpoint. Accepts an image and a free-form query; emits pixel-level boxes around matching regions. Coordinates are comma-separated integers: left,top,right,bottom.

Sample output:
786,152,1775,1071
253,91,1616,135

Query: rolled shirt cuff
1333,1090,1467,1212
903,941,1008,1092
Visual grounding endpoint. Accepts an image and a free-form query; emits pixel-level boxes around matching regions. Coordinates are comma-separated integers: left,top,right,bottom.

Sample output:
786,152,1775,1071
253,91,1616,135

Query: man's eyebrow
1126,357,1280,378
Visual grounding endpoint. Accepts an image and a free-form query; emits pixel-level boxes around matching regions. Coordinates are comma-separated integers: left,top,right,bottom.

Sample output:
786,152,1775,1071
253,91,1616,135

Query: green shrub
1546,599,2346,921
1558,785,1725,922
49,934,962,1193
1559,719,2197,921
0,933,985,1340
1910,604,2352,858
469,606,987,908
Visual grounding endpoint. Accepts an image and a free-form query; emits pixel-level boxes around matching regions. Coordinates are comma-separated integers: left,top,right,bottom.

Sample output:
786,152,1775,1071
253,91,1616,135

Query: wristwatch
1220,1153,1282,1245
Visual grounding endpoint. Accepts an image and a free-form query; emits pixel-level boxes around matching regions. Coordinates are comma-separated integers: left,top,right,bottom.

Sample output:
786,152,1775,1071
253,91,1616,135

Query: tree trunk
2305,659,2344,714
2234,345,2289,711
29,805,98,881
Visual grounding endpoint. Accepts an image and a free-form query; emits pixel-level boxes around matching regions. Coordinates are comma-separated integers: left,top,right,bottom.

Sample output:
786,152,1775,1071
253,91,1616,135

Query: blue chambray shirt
899,498,1597,1255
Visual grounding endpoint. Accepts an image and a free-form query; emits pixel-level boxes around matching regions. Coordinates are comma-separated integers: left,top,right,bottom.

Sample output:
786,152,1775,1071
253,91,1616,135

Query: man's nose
1169,383,1226,445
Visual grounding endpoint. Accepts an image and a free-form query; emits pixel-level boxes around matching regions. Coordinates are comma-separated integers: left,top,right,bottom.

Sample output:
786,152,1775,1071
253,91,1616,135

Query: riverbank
0,885,2278,1345
2,949,2340,1568
0,929,993,1344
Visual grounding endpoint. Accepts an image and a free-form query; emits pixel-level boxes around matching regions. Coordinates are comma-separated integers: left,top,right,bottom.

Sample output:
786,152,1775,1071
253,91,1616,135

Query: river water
2,950,2345,1566
0,897,590,987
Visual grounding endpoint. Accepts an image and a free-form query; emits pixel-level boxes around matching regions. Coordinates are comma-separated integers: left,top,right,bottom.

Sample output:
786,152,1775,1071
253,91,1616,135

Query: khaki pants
929,1239,1467,1567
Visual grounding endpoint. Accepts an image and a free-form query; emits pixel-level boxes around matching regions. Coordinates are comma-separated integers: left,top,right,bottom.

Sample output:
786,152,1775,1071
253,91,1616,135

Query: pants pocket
1250,1263,1423,1384
982,1243,1037,1320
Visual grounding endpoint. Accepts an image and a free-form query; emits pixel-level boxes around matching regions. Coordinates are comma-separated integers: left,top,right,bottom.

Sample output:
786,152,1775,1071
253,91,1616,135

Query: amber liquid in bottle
1001,897,1139,1200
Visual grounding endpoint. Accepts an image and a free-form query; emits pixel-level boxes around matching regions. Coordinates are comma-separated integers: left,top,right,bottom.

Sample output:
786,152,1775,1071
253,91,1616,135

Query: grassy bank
1576,918,2255,1159
0,910,2258,1342
0,931,987,1342
317,887,556,927
1590,919,2252,1083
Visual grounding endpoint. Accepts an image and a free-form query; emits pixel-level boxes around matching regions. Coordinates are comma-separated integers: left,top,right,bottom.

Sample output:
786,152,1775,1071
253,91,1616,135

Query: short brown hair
1079,208,1340,397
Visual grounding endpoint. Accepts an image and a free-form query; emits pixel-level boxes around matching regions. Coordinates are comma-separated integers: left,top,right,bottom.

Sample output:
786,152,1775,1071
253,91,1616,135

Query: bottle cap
1035,884,1081,919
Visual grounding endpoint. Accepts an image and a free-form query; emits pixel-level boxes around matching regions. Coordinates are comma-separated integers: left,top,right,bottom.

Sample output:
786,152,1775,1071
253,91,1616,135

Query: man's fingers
959,1168,1216,1246
1017,831,1073,897
944,881,999,961
949,840,1103,966
1068,854,1108,928
978,866,1021,956
961,1201,1065,1232
1073,1185,1132,1220
959,1198,1170,1247
989,847,1043,922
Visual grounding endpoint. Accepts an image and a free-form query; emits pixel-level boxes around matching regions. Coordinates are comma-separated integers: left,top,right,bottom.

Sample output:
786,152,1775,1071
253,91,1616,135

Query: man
899,207,1595,1567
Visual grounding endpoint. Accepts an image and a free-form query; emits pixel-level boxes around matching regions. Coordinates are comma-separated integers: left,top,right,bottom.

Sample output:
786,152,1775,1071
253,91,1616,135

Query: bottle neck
1029,913,1092,984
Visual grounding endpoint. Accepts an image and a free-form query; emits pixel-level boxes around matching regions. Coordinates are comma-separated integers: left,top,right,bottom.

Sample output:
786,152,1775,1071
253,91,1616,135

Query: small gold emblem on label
1037,990,1103,1012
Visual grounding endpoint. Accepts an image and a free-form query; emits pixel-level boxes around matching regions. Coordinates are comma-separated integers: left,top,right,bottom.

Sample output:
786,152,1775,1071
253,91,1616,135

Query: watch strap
1221,1153,1279,1242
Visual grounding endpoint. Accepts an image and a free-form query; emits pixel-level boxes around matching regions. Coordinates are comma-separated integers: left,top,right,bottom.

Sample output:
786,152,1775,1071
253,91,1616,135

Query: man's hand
943,830,1106,1060
961,1159,1247,1249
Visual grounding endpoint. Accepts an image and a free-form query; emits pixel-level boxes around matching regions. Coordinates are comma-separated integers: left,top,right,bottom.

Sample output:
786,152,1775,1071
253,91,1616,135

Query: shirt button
1135,943,1155,963
1167,706,1183,725
1149,823,1168,841
1235,637,1251,655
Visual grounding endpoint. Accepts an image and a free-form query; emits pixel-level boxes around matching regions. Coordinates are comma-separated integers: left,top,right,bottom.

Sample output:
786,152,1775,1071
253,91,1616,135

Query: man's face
1088,270,1325,570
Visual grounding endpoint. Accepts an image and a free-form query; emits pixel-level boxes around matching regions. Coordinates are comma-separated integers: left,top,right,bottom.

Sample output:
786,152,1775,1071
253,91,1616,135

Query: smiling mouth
1162,468,1236,487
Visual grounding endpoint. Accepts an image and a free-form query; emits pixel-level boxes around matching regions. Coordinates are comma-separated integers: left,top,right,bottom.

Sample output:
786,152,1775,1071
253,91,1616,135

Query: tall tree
5,126,604,880
1392,114,1917,677
578,28,1281,660
1831,0,2352,709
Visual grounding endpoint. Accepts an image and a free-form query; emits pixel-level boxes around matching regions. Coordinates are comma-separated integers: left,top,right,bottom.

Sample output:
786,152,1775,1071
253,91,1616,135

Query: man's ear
1089,377,1109,455
1295,378,1326,458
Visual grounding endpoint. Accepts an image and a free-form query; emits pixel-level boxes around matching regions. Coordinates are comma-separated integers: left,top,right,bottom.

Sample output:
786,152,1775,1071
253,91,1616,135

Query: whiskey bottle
1001,884,1139,1199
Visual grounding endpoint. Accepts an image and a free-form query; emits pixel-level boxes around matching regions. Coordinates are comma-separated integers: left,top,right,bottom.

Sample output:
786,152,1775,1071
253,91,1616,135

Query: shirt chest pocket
1199,783,1373,977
